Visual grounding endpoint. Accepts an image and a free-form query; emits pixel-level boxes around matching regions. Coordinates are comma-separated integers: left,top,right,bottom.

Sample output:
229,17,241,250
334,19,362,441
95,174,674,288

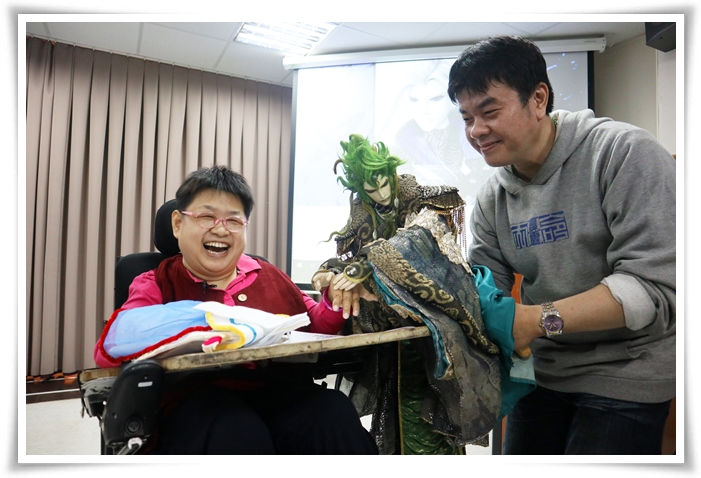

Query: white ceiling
24,21,647,87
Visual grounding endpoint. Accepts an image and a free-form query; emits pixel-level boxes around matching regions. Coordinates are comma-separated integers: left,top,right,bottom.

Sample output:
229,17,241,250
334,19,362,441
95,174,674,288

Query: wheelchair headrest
153,199,181,257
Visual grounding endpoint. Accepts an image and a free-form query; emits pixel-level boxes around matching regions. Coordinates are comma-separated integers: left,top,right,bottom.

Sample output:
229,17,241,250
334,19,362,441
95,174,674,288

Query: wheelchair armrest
100,360,166,454
80,375,117,418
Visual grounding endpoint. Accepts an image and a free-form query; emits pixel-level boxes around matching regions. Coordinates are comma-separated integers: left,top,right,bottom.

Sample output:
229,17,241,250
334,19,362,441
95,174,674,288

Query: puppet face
363,175,392,207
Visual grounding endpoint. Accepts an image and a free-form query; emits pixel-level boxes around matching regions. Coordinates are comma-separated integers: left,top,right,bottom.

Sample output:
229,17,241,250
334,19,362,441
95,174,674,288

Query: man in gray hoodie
447,36,675,455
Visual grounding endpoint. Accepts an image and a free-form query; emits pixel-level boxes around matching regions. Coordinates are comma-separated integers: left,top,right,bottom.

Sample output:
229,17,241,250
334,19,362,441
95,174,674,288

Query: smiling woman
92,165,378,455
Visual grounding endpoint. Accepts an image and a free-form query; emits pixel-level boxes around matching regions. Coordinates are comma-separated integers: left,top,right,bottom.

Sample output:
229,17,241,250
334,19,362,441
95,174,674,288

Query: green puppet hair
331,134,406,239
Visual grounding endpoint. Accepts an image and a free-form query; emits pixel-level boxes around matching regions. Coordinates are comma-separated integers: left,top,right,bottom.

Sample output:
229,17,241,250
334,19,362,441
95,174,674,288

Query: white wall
594,33,677,155
657,49,677,155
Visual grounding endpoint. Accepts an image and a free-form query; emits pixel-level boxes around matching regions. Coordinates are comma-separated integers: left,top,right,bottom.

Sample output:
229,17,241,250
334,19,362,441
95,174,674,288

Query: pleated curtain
25,37,293,376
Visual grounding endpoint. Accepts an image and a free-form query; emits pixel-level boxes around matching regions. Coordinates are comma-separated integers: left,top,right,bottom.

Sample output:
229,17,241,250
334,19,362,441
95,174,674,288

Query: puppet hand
332,273,358,291
312,271,334,292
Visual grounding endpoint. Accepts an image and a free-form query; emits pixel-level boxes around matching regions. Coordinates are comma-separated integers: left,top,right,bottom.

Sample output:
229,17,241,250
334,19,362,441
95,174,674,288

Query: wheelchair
78,199,366,455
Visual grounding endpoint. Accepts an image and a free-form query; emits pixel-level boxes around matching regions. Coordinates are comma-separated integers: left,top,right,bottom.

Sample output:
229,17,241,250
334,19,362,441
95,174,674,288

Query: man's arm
512,283,625,351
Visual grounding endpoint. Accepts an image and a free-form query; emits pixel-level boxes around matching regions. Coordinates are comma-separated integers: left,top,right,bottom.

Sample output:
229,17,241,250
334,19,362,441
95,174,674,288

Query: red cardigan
154,254,309,315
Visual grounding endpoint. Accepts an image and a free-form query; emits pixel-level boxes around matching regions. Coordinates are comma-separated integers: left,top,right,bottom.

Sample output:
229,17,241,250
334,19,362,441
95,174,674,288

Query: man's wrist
532,304,546,339
513,303,544,349
518,304,545,339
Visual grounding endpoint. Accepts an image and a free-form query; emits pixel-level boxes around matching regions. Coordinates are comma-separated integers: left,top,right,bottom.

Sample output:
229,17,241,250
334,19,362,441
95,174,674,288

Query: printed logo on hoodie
511,211,569,249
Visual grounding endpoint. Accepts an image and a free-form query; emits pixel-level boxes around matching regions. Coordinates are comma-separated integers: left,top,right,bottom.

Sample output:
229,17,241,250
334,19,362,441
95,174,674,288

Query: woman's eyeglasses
180,211,248,233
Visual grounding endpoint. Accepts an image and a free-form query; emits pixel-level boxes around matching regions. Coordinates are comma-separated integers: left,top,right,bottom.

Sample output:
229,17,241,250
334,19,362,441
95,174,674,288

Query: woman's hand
326,273,378,319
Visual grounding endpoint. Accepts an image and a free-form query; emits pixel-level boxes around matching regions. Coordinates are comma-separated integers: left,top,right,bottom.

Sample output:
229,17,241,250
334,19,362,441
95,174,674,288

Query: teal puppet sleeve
472,265,535,420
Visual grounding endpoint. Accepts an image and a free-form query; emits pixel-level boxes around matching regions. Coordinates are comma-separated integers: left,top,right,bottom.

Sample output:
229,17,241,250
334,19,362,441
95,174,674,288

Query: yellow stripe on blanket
204,312,248,351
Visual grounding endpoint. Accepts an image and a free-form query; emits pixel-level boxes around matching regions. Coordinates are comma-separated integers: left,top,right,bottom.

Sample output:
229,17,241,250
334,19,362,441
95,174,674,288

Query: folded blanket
100,300,310,363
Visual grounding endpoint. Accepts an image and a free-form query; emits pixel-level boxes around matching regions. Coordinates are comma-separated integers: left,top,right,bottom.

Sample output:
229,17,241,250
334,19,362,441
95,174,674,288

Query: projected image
376,59,493,206
290,65,377,284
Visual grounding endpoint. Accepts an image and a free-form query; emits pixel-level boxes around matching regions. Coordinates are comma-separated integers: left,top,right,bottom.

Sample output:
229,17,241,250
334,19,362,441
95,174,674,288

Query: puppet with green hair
314,134,534,455
316,134,466,270
313,135,503,455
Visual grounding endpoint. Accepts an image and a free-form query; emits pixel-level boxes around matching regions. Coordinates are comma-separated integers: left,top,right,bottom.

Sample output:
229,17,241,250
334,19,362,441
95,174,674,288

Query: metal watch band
542,302,558,316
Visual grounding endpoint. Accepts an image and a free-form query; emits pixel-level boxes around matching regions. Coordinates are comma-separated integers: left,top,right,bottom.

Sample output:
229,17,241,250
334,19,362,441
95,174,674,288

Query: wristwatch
540,302,564,338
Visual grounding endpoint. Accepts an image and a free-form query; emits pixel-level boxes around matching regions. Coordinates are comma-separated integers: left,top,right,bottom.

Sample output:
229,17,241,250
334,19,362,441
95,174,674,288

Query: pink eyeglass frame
180,210,249,232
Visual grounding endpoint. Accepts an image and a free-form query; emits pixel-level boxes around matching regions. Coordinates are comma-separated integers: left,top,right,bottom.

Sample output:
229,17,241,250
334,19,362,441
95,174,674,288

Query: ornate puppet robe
318,176,504,454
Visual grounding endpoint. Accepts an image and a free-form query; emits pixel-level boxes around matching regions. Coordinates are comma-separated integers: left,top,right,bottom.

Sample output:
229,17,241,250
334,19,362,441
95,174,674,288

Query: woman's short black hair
448,36,554,114
175,165,255,218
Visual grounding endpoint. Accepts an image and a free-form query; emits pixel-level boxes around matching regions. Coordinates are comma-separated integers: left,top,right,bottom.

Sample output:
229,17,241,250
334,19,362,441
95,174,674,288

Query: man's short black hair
175,165,255,218
448,36,554,114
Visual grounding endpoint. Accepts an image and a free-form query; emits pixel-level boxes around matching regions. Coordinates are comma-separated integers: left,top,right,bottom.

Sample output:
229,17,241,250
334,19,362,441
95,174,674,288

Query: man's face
171,189,247,286
457,82,546,175
363,175,392,207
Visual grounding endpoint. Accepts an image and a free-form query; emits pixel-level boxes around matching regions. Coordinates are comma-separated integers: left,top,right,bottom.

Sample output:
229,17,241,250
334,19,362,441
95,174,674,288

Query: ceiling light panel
234,22,338,55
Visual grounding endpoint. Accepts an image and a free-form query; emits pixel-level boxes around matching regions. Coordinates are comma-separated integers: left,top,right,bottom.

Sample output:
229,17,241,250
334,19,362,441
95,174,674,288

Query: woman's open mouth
204,241,230,255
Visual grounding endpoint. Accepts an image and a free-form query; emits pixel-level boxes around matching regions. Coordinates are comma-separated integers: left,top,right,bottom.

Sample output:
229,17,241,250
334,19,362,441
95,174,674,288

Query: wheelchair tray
79,326,430,386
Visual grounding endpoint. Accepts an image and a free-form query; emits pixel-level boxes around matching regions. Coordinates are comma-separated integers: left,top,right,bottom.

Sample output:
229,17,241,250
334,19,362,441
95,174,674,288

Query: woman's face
363,175,392,206
171,189,247,288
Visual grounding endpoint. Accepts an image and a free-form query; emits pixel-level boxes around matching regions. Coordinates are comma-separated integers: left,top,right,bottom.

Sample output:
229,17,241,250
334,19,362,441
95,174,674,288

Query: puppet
312,135,531,454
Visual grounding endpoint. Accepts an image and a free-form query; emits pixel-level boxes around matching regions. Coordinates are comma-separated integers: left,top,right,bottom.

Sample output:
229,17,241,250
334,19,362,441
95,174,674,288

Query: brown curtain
25,37,293,376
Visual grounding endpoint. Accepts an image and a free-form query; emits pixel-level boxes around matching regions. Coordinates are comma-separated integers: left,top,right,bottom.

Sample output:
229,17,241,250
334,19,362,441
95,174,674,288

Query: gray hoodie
469,109,676,403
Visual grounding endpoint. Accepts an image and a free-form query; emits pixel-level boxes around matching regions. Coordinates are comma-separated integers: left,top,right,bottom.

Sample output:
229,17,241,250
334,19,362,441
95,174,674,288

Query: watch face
544,315,563,332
